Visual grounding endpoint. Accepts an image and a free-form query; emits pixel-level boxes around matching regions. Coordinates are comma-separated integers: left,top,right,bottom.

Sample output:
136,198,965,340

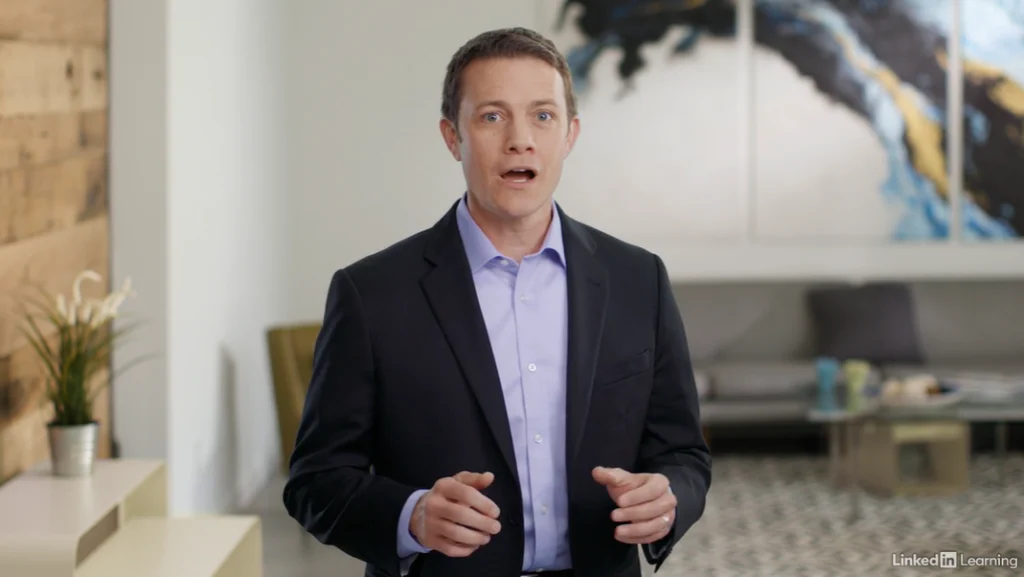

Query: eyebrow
476,99,559,110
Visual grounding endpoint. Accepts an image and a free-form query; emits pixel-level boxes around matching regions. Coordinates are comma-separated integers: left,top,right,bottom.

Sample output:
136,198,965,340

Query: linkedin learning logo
892,551,1019,570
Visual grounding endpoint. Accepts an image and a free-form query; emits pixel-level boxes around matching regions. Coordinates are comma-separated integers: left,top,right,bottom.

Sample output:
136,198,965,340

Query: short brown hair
441,27,578,127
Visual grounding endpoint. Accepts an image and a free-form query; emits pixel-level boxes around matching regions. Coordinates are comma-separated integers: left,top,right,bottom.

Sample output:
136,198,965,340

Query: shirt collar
455,193,566,272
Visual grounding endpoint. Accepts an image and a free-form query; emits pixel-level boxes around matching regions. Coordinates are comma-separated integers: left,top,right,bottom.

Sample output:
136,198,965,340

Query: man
283,27,711,577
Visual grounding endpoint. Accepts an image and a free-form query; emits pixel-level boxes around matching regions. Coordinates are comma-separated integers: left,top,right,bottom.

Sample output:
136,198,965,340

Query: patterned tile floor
661,455,1024,576
246,454,1024,576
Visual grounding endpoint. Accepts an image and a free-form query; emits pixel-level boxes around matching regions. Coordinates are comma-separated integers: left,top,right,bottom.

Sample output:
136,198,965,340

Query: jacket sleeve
283,268,421,575
639,254,712,571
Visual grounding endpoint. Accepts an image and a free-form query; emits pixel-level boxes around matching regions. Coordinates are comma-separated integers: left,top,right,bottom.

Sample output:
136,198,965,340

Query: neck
466,195,553,263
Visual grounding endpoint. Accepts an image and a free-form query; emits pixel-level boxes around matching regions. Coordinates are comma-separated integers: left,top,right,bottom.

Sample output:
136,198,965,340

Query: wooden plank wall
0,0,111,483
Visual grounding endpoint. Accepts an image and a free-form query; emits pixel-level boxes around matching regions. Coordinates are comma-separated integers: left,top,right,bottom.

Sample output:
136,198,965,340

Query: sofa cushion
703,362,816,398
807,283,924,365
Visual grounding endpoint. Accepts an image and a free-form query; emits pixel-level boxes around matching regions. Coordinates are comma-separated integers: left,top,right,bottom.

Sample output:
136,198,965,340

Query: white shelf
0,459,166,537
76,517,262,577
0,459,167,577
0,459,261,577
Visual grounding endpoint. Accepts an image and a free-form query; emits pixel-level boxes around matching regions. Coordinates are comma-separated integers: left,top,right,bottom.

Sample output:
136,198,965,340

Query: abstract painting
959,0,1024,240
544,0,1022,243
540,0,747,241
752,0,954,241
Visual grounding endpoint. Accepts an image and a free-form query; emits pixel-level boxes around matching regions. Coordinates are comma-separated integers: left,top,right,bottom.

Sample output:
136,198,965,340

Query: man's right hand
409,471,502,557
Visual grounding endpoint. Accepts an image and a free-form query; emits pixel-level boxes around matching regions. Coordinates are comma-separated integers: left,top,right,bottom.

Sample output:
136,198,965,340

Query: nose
504,119,535,154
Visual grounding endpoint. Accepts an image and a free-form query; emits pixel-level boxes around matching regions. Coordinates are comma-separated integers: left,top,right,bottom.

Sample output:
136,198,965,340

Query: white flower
71,270,103,306
52,270,136,328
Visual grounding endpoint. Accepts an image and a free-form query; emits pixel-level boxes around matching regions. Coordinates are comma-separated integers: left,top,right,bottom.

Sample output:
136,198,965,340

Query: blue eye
537,112,552,121
483,112,499,122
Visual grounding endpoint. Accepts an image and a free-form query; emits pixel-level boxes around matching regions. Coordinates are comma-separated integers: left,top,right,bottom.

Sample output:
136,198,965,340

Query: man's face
441,57,579,224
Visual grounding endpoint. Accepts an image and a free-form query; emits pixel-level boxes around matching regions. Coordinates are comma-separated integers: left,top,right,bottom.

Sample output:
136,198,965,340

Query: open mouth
501,168,536,183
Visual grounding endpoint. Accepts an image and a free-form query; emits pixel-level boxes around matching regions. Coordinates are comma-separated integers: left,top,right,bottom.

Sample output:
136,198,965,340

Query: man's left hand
592,467,676,545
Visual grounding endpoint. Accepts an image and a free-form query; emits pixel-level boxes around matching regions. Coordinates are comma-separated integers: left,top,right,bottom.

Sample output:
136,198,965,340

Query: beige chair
266,323,321,474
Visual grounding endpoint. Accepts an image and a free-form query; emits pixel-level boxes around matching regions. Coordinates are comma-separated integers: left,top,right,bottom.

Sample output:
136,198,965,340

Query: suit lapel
420,201,519,484
560,208,609,468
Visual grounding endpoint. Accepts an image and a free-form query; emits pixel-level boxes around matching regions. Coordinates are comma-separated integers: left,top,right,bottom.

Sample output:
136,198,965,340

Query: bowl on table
871,374,965,409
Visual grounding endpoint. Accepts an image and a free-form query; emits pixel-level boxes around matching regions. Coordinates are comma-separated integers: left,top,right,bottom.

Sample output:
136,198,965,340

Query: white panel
538,0,746,243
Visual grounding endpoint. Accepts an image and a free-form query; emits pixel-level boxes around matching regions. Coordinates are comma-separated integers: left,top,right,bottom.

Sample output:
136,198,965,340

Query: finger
441,479,501,518
433,533,480,558
616,474,667,507
611,490,677,523
436,516,494,547
438,500,502,535
592,466,635,488
421,491,498,535
615,512,674,544
616,522,672,545
454,471,494,490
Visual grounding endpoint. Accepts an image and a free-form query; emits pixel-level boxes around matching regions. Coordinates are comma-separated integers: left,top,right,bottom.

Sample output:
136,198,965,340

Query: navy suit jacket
283,200,711,577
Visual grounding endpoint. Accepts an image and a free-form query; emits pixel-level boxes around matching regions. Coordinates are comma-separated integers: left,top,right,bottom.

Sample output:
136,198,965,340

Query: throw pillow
806,283,924,365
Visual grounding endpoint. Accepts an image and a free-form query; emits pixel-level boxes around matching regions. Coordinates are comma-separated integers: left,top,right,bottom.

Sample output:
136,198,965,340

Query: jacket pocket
594,348,652,389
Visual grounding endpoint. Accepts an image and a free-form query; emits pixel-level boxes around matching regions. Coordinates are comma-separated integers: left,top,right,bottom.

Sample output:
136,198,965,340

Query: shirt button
527,363,536,372
534,434,543,443
520,294,529,301
541,505,548,515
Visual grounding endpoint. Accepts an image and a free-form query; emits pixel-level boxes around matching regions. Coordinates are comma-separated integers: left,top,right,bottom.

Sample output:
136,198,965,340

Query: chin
492,189,552,219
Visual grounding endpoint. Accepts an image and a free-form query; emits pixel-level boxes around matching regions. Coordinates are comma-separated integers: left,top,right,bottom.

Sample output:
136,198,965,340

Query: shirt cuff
397,489,432,558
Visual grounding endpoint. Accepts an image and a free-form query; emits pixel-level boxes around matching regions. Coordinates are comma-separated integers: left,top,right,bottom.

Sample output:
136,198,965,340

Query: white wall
111,0,290,514
167,0,291,514
109,0,169,467
284,0,542,320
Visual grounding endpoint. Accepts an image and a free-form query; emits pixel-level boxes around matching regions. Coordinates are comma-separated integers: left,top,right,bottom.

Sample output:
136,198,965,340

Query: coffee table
808,389,1024,523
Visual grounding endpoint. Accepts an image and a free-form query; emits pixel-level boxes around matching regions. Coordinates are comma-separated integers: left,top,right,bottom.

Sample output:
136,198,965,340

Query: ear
564,116,581,158
439,117,462,161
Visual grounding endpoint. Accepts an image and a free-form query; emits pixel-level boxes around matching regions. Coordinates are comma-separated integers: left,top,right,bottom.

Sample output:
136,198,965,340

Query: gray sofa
673,280,1024,428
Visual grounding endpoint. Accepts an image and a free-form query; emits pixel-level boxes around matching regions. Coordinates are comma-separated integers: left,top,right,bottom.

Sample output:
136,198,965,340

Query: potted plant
16,270,139,476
